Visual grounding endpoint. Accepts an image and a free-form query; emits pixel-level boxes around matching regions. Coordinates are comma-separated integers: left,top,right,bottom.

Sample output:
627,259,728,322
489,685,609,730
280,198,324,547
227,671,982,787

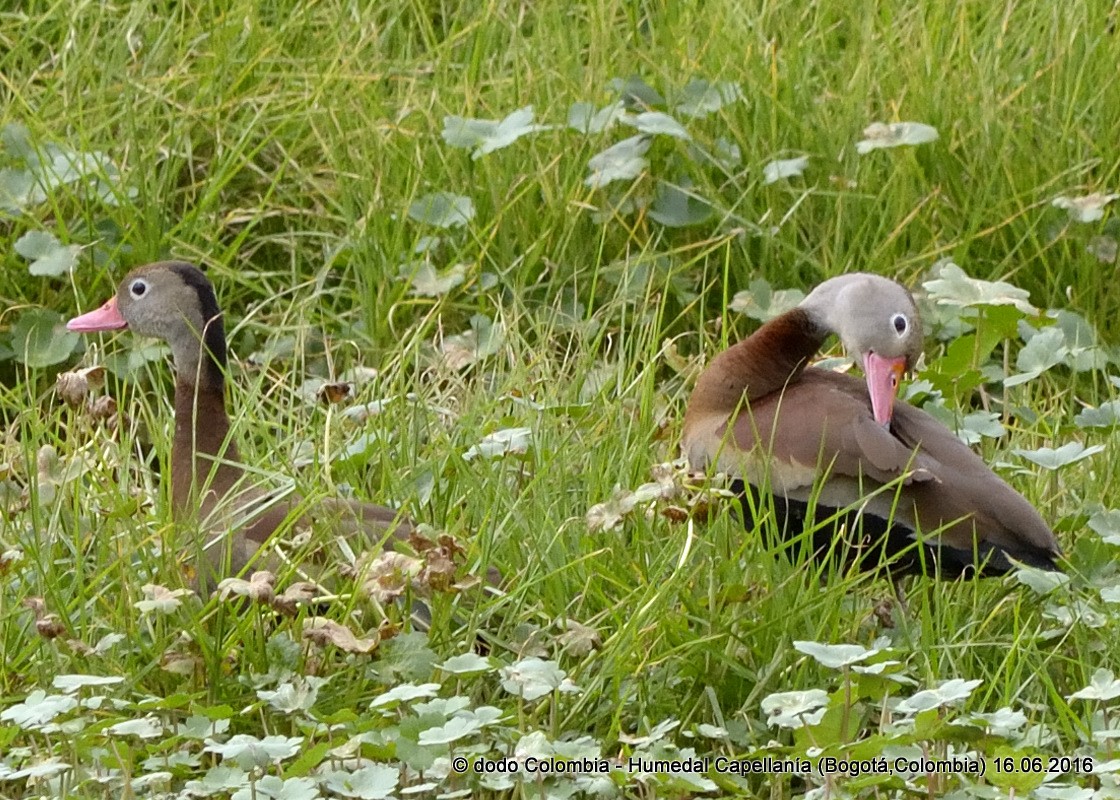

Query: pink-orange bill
862,351,907,426
67,296,128,333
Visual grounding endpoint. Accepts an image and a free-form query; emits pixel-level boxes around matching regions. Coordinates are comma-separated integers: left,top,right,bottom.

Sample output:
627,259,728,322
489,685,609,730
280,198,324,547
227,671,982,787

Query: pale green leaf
412,695,470,717
968,707,1029,736
674,79,743,118
322,765,399,799
1088,510,1120,545
183,766,250,795
439,314,505,368
1087,235,1118,263
584,135,650,188
1052,192,1118,223
135,583,193,615
369,682,441,709
436,652,494,675
729,278,805,322
567,101,625,134
711,137,741,168
107,716,165,738
763,156,809,184
760,690,829,728
1014,441,1105,470
1014,566,1071,594
203,734,303,768
895,679,982,713
0,690,78,728
52,674,124,691
11,309,79,368
416,715,481,745
648,180,712,227
608,75,665,109
856,121,938,153
793,640,880,669
499,657,580,701
1068,668,1120,702
399,261,467,296
232,775,319,800
442,106,548,158
627,111,690,139
257,678,326,714
1005,326,1066,386
922,260,1037,314
1,758,72,781
0,167,40,211
695,723,729,738
14,230,81,276
463,427,532,461
955,411,1006,445
407,192,475,228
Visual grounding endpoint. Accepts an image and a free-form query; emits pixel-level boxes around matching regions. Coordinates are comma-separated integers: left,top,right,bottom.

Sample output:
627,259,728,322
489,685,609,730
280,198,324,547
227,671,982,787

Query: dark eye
892,313,908,335
130,280,148,299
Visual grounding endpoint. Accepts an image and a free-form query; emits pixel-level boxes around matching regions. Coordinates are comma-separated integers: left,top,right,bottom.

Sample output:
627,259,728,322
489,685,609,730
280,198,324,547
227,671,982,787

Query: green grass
2,0,1120,796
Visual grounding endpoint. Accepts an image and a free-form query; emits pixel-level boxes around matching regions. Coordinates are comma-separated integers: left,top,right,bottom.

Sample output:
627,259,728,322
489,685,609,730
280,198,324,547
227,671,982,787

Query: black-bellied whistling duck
67,261,413,587
682,272,1060,577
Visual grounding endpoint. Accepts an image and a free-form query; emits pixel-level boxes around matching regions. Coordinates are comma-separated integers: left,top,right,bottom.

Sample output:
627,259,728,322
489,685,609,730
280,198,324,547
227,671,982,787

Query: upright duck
682,272,1060,576
67,261,413,586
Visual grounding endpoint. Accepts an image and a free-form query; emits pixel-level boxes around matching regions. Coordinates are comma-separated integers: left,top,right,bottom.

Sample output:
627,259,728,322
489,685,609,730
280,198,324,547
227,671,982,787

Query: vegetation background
2,0,1120,797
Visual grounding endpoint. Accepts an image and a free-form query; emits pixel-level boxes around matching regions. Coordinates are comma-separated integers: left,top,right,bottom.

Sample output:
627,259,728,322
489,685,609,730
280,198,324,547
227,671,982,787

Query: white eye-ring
129,279,149,299
891,313,908,336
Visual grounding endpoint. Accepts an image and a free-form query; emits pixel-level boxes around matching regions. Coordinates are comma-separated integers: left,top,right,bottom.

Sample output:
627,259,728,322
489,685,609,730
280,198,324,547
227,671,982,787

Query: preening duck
67,261,413,586
681,273,1060,576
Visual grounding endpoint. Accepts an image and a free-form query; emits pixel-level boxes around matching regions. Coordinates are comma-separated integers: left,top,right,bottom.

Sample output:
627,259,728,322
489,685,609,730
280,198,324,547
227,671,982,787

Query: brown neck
170,373,243,516
686,307,827,420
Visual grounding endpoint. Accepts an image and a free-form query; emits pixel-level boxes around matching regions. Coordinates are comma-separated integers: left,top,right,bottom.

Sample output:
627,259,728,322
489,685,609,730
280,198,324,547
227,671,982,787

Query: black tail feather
730,480,1041,579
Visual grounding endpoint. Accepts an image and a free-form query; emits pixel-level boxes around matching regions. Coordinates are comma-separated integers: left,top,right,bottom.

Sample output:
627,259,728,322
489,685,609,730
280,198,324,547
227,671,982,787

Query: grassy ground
3,0,1120,797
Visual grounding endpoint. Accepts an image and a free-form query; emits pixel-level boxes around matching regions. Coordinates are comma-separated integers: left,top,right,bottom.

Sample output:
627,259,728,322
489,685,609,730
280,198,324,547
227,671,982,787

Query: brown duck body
68,261,411,584
682,274,1060,576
